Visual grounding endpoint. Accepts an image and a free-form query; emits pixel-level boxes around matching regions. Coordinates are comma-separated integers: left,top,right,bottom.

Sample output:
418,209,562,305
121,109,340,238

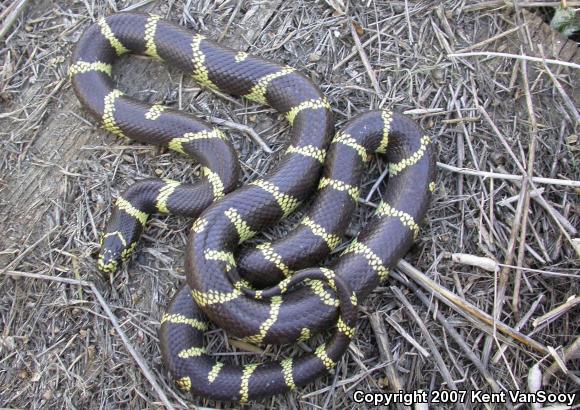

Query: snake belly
70,12,436,402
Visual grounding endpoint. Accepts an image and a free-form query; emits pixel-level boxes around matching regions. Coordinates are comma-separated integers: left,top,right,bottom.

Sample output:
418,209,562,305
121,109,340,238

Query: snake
70,12,436,402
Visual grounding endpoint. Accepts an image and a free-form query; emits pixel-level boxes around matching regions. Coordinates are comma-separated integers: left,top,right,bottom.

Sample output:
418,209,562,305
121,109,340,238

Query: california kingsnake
70,12,436,402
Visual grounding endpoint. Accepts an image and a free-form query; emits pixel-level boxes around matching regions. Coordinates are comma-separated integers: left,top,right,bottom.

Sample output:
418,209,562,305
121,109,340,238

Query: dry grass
1,0,579,409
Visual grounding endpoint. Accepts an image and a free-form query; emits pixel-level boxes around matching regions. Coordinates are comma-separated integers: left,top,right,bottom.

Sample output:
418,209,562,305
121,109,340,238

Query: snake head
97,231,136,273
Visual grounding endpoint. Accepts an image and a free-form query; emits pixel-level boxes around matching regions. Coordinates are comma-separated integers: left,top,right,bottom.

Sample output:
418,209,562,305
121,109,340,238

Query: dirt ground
0,0,579,409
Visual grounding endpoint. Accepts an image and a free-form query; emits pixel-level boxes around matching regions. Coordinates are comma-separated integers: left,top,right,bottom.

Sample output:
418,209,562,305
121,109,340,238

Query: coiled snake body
70,13,436,402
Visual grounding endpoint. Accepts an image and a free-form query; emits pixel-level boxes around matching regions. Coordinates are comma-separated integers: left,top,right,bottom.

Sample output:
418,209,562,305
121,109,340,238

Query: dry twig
448,51,580,70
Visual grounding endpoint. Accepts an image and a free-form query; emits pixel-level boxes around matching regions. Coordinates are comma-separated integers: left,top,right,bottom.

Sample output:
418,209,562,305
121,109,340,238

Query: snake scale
70,12,436,402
